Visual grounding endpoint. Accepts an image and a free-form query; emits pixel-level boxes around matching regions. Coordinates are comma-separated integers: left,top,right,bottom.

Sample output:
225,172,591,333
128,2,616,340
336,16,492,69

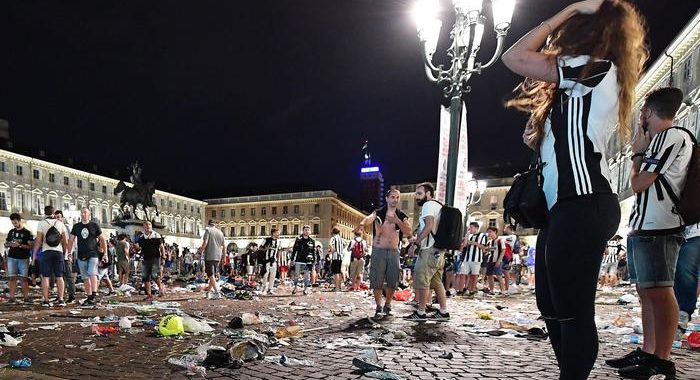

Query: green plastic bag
158,314,184,336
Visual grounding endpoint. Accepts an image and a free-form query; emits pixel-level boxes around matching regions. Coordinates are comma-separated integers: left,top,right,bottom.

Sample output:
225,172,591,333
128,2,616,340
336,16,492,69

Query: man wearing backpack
32,206,69,307
404,183,450,321
356,189,412,318
348,231,368,291
607,88,692,379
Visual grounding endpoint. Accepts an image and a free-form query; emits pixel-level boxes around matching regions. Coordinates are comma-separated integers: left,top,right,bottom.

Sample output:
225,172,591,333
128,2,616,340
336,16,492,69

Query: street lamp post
412,0,515,207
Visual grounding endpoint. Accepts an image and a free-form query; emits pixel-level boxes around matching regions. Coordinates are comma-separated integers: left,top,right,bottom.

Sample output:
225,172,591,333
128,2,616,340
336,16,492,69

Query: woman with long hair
501,0,647,379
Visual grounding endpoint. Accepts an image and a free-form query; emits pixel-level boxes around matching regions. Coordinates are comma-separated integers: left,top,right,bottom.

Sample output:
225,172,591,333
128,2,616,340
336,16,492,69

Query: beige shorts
117,259,130,276
413,247,445,290
349,259,365,280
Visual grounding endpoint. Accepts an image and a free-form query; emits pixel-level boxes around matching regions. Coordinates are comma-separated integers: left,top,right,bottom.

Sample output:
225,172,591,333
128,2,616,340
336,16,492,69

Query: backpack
503,153,547,229
429,200,464,251
662,127,700,225
45,220,62,248
351,240,364,260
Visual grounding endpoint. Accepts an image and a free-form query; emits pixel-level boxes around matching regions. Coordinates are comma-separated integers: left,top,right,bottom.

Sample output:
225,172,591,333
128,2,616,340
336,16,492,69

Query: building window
488,218,497,228
63,201,70,211
77,179,83,189
684,57,693,82
240,226,246,236
489,195,498,210
49,173,55,183
251,208,256,217
313,224,319,235
261,225,266,236
89,183,95,191
0,191,7,211
293,225,299,235
0,162,4,172
261,207,266,216
191,206,194,213
177,202,181,210
313,204,320,214
240,208,245,217
102,185,107,194
169,201,173,208
160,199,165,207
16,166,23,176
63,176,69,186
293,205,299,214
230,209,235,217
250,226,256,236
211,210,216,218
219,209,225,217
33,169,40,180
402,200,408,210
102,209,108,223
272,207,277,215
230,227,236,236
283,206,288,215
282,225,288,235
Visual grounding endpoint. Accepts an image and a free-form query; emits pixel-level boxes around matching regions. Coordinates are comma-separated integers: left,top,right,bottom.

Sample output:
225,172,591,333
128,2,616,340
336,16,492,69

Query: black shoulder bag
503,152,548,229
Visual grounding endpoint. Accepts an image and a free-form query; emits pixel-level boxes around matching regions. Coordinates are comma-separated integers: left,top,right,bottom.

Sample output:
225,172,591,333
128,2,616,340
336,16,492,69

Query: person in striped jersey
329,228,345,291
502,0,647,378
608,87,691,378
456,222,488,296
277,248,290,286
599,236,624,288
259,229,281,295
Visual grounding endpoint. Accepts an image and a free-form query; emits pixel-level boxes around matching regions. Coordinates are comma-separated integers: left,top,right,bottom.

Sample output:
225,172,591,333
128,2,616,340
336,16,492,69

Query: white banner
436,103,469,215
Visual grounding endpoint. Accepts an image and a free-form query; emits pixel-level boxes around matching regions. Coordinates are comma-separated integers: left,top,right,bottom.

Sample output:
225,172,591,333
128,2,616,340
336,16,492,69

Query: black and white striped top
629,128,692,234
464,233,488,262
261,237,281,263
603,241,623,264
330,234,344,261
541,55,618,210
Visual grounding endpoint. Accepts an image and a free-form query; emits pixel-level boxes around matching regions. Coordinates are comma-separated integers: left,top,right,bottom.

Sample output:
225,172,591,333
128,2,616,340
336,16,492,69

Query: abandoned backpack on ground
503,152,547,229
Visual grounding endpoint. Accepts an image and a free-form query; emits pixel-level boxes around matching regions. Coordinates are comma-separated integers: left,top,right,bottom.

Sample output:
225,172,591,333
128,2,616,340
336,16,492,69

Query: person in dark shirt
5,213,34,303
291,225,316,295
68,208,107,306
135,220,166,301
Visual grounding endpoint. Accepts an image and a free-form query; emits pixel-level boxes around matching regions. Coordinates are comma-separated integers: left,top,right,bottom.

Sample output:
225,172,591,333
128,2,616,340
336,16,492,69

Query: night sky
2,1,698,205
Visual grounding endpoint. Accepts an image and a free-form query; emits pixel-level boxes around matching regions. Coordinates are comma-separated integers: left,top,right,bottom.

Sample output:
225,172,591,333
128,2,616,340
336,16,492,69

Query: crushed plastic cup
167,357,206,377
279,355,314,367
9,357,31,368
672,341,682,349
182,316,214,333
241,313,262,325
119,317,132,329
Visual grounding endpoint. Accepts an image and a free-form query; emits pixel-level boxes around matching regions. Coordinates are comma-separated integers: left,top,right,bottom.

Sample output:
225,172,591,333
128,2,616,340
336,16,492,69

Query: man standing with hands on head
198,219,225,299
69,207,107,306
356,189,412,319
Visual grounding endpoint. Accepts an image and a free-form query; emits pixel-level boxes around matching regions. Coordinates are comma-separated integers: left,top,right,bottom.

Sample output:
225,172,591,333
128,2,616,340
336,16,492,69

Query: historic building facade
0,149,206,248
205,190,368,252
607,11,700,236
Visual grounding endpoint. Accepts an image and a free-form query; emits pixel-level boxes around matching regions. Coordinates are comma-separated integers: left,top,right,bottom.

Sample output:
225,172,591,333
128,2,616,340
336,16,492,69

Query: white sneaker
209,292,221,300
303,288,309,295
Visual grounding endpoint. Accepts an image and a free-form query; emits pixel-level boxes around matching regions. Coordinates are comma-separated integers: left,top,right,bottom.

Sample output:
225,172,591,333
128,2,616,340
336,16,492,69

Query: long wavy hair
506,0,649,146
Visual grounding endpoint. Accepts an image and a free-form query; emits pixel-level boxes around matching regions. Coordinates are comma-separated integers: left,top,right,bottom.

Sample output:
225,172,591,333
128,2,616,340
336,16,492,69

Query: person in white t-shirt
403,183,449,322
32,206,69,307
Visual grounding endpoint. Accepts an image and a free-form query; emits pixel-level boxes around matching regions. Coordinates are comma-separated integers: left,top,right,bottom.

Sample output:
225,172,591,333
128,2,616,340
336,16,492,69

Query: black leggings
536,194,620,380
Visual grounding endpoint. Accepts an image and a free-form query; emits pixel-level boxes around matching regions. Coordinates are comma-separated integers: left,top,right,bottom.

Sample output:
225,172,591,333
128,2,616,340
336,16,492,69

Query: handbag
503,152,547,229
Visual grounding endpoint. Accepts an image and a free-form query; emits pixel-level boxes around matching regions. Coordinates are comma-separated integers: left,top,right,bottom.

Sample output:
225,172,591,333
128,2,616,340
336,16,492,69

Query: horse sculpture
114,180,160,221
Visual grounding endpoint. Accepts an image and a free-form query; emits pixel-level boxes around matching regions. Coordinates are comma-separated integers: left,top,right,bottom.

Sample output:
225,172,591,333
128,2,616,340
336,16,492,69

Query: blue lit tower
360,141,384,212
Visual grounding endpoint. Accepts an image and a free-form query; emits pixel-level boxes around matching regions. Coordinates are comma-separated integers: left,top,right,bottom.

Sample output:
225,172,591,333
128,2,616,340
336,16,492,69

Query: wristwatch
631,153,644,161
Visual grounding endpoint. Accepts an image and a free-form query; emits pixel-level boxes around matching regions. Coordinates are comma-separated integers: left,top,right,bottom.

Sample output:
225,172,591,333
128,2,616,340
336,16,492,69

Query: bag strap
671,126,698,145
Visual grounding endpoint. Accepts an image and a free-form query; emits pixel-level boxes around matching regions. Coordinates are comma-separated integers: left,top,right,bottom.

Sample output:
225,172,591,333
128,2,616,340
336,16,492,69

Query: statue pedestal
111,218,166,241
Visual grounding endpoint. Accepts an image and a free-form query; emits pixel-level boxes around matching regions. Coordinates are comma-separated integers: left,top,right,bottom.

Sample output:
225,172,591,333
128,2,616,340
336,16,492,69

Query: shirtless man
356,189,412,318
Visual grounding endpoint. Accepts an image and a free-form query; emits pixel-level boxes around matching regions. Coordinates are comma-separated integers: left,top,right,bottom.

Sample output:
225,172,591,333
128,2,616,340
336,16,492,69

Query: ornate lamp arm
480,32,507,70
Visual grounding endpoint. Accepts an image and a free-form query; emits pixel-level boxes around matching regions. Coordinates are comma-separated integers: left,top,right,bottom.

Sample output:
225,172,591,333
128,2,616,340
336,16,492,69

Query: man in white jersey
456,222,488,296
608,88,691,379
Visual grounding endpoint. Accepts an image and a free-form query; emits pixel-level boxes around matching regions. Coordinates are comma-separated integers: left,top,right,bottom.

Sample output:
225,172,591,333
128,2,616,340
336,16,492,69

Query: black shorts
331,259,342,275
142,258,161,281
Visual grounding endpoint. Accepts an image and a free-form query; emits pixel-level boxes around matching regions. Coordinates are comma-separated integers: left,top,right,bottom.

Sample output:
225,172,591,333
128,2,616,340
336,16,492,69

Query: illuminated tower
359,141,384,213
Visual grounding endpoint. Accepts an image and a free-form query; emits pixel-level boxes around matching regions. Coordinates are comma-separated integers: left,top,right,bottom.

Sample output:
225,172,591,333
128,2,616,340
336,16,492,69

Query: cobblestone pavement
0,282,699,380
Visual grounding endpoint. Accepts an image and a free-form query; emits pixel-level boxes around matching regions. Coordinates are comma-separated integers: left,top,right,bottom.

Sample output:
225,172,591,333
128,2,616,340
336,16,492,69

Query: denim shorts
628,233,685,289
77,257,99,278
40,250,64,277
7,257,29,278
